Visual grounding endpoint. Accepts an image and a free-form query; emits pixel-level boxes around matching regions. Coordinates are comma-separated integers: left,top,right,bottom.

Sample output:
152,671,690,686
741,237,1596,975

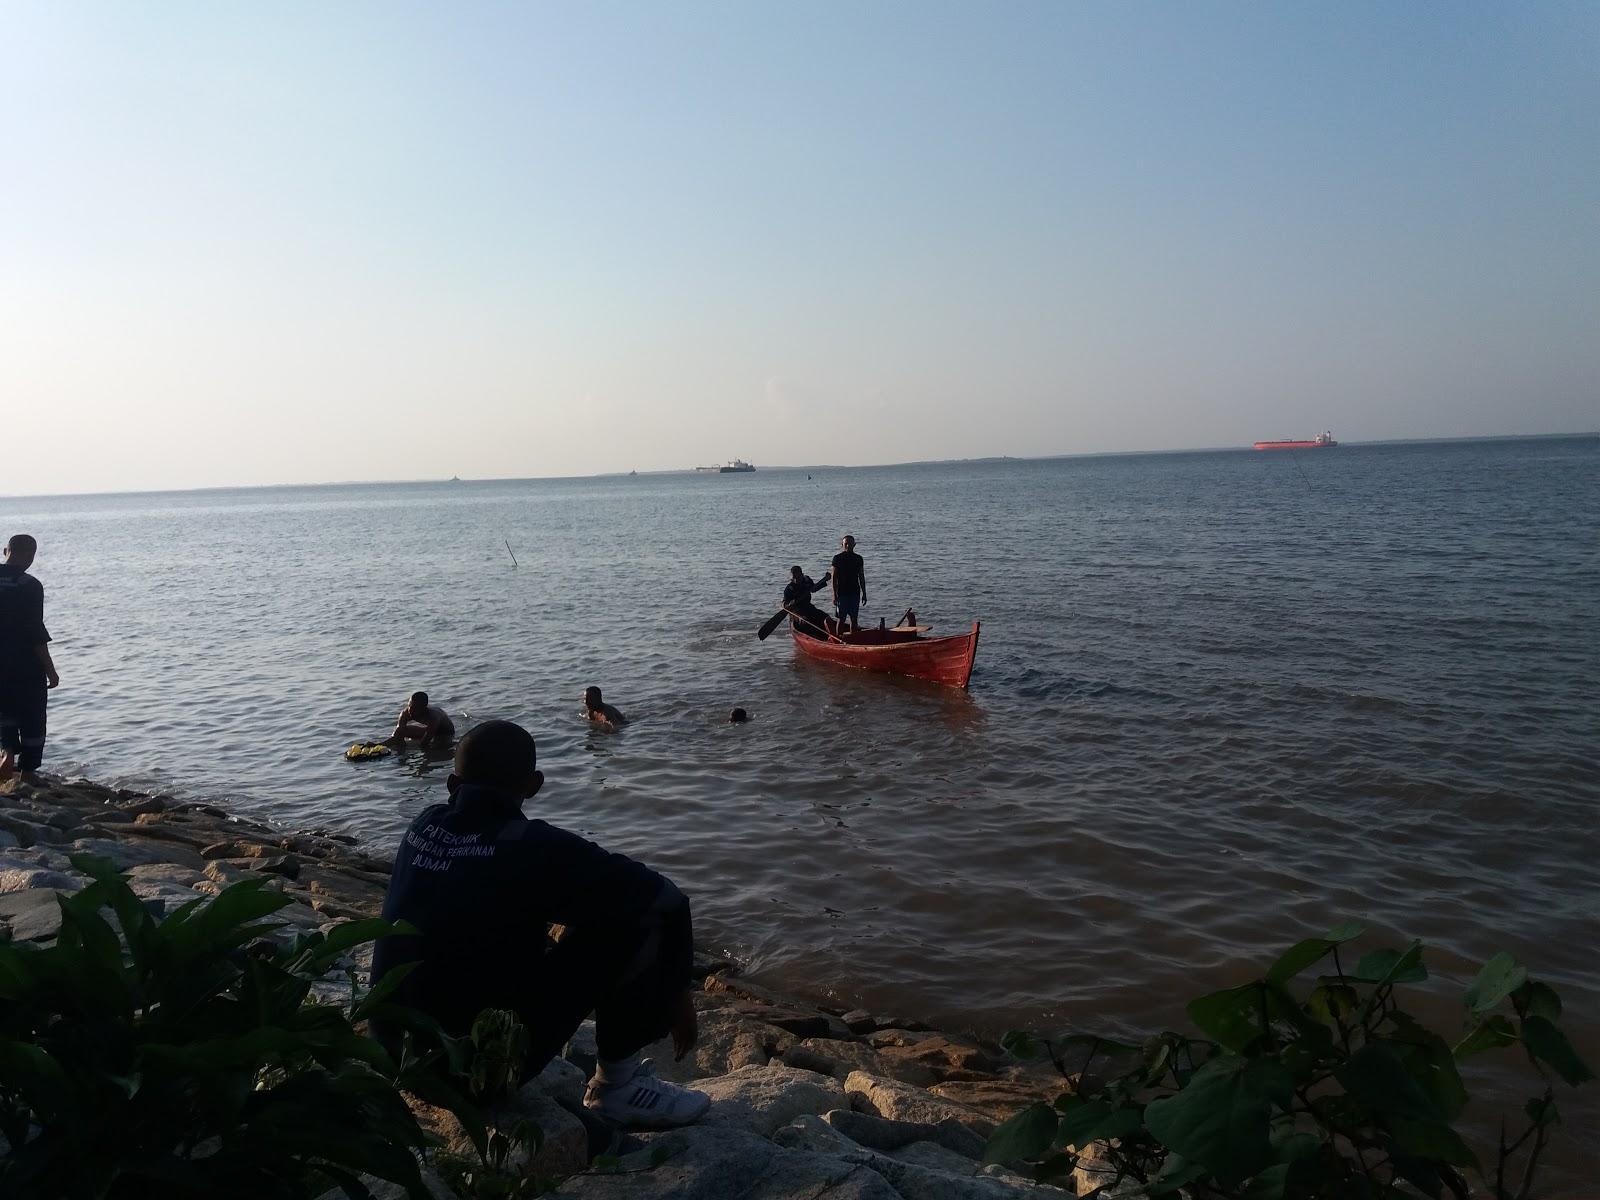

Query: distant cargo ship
695,458,757,473
1253,431,1338,450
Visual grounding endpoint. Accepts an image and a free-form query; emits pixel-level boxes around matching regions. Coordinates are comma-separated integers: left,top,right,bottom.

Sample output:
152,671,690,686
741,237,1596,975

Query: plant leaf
1144,1055,1291,1185
1521,1016,1595,1086
983,1103,1058,1165
1453,1015,1517,1059
1351,943,1427,985
1463,952,1526,1016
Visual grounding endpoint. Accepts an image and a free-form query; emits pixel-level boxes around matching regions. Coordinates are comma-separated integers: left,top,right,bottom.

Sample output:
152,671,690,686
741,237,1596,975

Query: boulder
782,1038,888,1081
697,1062,847,1137
844,1072,996,1137
536,1054,589,1112
314,1166,458,1200
125,862,207,888
0,831,17,850
892,1141,982,1177
868,1031,1001,1084
842,1009,878,1034
117,795,169,817
0,868,84,895
822,1110,986,1160
0,887,67,941
69,836,204,872
415,1079,589,1183
550,1124,899,1200
0,814,55,847
926,1081,1058,1125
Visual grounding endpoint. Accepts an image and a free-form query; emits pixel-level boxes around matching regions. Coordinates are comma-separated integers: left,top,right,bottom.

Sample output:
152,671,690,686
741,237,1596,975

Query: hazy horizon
4,3,1597,496
2,429,1593,503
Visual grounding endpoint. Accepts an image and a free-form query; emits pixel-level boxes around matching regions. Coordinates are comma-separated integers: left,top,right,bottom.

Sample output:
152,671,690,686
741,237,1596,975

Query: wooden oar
756,609,788,640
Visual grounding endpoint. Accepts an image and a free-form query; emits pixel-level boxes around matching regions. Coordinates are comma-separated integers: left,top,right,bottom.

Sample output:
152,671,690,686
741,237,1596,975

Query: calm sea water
5,436,1598,1180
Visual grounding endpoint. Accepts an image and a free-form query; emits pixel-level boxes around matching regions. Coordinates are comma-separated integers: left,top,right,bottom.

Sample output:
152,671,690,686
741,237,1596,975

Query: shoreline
0,771,1081,1196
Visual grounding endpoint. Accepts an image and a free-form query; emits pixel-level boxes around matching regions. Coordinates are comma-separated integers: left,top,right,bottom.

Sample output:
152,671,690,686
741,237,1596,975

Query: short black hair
729,707,748,723
583,686,602,706
410,691,429,708
790,565,803,577
454,720,537,790
7,534,37,556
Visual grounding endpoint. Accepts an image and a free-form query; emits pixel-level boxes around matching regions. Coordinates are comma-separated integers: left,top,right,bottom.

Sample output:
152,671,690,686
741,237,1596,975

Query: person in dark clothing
0,535,58,784
783,565,833,639
581,686,627,728
371,720,710,1127
830,534,867,634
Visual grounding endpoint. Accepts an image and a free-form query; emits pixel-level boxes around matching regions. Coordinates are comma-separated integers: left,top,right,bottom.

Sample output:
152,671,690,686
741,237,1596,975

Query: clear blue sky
2,2,1596,493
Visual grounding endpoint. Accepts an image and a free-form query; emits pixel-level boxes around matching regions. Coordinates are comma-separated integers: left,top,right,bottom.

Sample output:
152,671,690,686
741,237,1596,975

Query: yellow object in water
345,741,392,761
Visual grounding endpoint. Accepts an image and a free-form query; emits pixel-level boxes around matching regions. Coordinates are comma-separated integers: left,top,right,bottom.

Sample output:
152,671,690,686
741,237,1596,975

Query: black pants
373,911,690,1078
0,674,46,772
521,917,688,1073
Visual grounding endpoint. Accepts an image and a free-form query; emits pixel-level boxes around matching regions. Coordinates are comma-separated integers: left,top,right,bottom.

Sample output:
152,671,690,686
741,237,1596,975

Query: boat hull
1253,439,1338,450
792,622,980,689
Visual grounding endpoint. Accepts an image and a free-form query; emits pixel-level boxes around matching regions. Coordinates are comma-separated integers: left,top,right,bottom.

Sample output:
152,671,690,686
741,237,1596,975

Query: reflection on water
4,436,1598,1186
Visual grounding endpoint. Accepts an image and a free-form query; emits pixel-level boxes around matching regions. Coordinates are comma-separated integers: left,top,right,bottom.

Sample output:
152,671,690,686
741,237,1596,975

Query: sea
4,435,1598,1183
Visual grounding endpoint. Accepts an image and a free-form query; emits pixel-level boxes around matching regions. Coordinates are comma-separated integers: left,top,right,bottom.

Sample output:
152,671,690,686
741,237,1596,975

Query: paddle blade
756,609,788,641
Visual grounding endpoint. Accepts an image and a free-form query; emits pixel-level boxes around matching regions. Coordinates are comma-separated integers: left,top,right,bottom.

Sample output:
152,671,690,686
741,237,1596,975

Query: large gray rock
844,1072,996,1137
0,887,67,941
777,1115,1070,1200
536,1054,589,1112
314,1166,459,1200
0,830,18,850
551,1124,899,1200
0,867,84,895
822,1110,986,1160
698,1063,847,1137
125,861,207,888
69,837,203,872
414,1078,588,1183
785,1037,889,1081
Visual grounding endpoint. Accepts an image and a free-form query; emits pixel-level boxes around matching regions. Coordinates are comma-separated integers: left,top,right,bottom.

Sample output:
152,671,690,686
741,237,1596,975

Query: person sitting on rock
388,690,455,748
371,720,709,1128
581,686,627,728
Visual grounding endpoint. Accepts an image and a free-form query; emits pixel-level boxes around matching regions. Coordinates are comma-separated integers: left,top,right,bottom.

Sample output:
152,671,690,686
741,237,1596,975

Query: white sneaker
583,1059,711,1128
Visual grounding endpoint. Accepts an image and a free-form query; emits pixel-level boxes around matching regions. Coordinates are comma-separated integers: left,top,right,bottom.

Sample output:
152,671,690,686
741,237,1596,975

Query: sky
2,2,1596,494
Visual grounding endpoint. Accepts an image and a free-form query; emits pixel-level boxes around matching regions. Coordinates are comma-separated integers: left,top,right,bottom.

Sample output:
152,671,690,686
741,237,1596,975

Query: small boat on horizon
1253,431,1338,450
792,621,980,689
695,458,757,473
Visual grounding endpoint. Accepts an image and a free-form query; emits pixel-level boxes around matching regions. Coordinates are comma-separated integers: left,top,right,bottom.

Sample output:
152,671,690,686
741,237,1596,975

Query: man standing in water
0,535,59,784
372,720,710,1127
830,534,867,634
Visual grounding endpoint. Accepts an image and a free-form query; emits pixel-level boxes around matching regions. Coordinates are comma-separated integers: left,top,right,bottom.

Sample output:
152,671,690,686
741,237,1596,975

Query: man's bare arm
35,645,58,689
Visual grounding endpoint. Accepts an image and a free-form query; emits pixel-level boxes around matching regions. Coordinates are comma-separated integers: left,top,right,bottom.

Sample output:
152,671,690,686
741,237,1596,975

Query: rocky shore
0,774,1095,1199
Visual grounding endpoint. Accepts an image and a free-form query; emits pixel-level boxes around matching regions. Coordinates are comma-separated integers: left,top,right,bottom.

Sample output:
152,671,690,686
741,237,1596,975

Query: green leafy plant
0,855,479,1200
986,924,1592,1199
434,1010,549,1199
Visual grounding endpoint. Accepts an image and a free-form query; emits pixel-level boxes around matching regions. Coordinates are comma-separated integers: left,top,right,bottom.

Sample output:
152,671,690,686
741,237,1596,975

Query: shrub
986,923,1593,1199
0,855,478,1200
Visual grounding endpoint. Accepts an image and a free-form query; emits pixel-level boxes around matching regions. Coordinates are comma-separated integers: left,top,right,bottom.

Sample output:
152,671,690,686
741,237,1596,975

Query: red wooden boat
791,622,981,689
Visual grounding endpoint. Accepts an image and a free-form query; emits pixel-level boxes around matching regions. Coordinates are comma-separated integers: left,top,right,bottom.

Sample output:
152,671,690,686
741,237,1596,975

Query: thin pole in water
504,538,519,568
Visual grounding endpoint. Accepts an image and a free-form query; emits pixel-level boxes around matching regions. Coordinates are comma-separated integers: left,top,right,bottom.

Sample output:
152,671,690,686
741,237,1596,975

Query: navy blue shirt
371,783,691,1037
0,565,49,679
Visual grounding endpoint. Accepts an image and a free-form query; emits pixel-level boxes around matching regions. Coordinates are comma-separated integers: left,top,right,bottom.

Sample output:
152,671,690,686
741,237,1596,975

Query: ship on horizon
694,458,756,473
1253,431,1338,450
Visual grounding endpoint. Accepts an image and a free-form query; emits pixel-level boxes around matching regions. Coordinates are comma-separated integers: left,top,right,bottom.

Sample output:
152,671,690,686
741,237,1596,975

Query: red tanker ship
1253,430,1338,450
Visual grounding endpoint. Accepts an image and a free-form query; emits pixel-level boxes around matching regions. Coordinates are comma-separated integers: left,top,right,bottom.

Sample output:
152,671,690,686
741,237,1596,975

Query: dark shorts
835,591,860,622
